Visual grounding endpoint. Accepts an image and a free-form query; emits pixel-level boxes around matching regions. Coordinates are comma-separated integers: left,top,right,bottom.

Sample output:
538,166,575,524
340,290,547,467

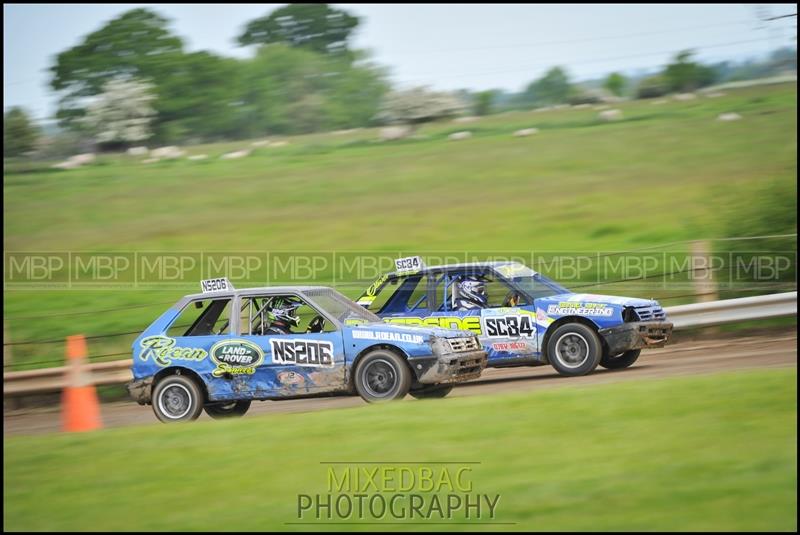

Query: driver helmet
268,298,301,328
456,276,488,309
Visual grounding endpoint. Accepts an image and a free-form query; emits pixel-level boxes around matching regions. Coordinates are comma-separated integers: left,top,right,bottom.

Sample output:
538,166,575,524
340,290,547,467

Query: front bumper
127,376,154,405
415,349,488,384
414,336,488,384
598,321,673,356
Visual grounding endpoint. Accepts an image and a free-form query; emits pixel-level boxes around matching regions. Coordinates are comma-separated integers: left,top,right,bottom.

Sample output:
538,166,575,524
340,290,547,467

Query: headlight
622,307,639,322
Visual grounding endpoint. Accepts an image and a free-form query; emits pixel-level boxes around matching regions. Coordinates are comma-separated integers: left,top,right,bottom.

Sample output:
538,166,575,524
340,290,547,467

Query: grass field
4,368,797,531
3,83,797,369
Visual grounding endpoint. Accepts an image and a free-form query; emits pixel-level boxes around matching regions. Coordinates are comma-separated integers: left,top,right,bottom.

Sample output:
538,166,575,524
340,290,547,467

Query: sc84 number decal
395,256,423,273
483,315,535,338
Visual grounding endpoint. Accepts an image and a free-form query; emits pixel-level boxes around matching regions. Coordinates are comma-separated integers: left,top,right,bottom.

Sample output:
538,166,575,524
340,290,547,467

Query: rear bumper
127,376,154,405
598,321,673,356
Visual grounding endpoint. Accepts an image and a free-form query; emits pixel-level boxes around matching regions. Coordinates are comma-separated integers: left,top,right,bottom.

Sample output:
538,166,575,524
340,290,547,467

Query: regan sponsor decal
271,339,335,368
547,302,614,317
357,273,389,306
139,336,208,367
209,339,264,377
482,315,535,338
352,330,425,345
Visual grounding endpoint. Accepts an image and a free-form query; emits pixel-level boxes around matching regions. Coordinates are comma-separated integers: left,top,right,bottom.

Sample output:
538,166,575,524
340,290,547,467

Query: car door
431,269,538,364
157,296,243,401
234,293,347,397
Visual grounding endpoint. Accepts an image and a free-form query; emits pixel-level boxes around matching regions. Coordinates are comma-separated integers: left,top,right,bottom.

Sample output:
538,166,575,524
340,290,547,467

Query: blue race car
356,258,673,377
128,279,487,422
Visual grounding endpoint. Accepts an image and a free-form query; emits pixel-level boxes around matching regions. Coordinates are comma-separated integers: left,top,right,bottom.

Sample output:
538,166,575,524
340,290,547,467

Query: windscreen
494,263,570,300
510,273,570,300
302,288,382,324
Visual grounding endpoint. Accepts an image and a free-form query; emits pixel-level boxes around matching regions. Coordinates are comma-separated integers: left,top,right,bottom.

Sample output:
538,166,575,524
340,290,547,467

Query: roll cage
359,263,566,315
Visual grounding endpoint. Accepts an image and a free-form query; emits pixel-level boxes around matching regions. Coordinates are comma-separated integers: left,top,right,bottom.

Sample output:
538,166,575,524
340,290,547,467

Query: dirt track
4,333,796,436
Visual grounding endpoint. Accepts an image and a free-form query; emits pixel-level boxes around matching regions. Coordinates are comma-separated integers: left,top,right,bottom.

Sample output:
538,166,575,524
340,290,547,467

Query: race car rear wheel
409,384,454,400
204,400,251,419
354,350,411,403
600,349,641,370
547,323,602,377
152,374,204,423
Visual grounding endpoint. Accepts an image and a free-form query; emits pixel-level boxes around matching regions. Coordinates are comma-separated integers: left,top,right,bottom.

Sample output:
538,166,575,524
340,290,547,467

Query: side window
435,271,528,311
483,274,528,307
167,299,231,337
239,295,336,335
239,296,270,335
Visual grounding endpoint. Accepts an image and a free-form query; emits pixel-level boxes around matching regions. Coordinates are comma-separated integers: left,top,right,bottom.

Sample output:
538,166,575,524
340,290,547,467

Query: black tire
409,384,454,400
354,349,412,403
151,374,204,423
546,323,602,377
600,349,641,370
204,400,251,419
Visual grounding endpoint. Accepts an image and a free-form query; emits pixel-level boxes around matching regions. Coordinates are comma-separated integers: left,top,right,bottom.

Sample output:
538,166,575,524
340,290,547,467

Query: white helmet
455,276,488,309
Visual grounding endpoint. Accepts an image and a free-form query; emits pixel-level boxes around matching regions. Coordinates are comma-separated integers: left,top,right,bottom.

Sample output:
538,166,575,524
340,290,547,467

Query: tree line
49,5,387,146
4,4,796,157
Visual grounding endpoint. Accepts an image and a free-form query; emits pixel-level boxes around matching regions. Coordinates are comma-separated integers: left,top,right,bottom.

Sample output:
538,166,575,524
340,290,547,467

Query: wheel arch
541,316,603,363
348,343,414,392
152,367,209,403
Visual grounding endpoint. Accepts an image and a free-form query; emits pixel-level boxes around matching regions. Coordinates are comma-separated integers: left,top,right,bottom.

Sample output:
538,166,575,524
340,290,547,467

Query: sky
3,3,797,121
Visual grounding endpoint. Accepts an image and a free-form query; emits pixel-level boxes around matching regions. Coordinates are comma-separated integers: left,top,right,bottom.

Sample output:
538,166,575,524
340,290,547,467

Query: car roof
386,261,521,278
182,285,334,300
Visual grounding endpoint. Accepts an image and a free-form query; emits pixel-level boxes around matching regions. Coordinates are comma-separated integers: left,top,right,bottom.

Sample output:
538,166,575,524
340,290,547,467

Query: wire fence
5,234,795,322
3,234,796,370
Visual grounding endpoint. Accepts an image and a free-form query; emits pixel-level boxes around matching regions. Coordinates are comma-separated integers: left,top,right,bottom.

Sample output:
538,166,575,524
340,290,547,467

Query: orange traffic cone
62,334,102,432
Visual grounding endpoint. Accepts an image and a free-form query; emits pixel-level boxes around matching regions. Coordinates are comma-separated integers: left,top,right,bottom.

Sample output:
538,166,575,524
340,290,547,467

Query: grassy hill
3,83,797,369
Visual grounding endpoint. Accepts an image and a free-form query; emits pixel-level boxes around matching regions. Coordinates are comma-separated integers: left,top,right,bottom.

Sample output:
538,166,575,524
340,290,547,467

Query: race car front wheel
600,349,641,370
409,384,454,400
204,400,251,419
152,374,204,423
547,323,602,377
354,350,411,403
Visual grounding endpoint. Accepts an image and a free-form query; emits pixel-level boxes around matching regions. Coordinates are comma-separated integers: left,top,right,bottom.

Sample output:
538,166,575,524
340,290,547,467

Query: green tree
154,51,245,142
48,6,386,143
474,90,495,116
604,72,627,97
3,107,40,157
239,45,387,136
49,8,184,129
525,67,571,106
237,4,359,55
319,51,389,130
663,50,716,92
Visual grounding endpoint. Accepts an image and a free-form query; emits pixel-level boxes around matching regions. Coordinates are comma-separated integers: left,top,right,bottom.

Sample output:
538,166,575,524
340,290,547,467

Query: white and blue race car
357,259,673,377
128,280,487,423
